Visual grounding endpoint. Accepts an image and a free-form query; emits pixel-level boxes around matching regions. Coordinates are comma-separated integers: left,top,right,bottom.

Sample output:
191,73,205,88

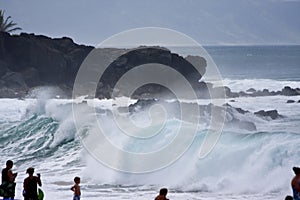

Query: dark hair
74,176,80,183
293,167,300,175
26,167,34,175
159,188,168,196
6,160,13,167
285,195,293,200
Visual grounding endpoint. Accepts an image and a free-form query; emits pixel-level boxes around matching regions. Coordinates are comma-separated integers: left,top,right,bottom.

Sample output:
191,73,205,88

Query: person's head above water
293,167,300,175
26,167,35,175
6,160,13,168
159,188,168,196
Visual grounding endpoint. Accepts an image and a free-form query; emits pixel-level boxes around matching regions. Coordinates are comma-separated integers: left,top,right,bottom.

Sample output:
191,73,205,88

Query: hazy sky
1,0,300,45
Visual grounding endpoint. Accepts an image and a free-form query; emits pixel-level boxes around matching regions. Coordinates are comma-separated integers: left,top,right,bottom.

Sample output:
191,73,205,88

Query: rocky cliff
1,32,299,99
0,32,93,97
0,32,208,99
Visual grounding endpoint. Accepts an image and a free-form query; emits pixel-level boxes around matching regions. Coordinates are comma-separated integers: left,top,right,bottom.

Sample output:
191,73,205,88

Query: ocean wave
0,96,299,198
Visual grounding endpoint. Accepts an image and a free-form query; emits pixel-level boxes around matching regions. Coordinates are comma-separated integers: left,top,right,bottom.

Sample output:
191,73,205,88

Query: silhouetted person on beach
23,167,42,200
155,188,169,200
292,167,300,200
1,160,17,200
71,176,81,200
285,195,294,200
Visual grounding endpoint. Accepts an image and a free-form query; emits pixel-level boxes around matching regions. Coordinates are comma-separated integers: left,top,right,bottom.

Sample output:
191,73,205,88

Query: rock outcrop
225,86,300,98
127,99,285,131
0,32,208,99
282,86,300,96
95,47,207,99
287,100,295,103
1,32,299,99
254,110,282,120
127,99,258,131
0,32,93,97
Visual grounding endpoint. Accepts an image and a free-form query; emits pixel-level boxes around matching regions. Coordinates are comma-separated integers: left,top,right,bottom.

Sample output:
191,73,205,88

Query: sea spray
0,94,299,199
25,86,67,116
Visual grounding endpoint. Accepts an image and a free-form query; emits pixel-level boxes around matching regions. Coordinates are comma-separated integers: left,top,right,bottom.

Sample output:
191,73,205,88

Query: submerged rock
222,86,300,98
128,100,257,131
246,88,256,93
254,110,282,120
287,100,295,103
282,86,300,96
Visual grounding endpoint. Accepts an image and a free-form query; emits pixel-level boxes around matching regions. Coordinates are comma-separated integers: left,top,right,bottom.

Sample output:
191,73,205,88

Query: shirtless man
1,160,17,200
292,167,300,200
155,188,169,200
71,177,81,200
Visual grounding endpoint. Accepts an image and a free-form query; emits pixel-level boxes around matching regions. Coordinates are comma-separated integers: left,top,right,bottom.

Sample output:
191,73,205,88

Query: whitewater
0,93,299,199
1,45,300,200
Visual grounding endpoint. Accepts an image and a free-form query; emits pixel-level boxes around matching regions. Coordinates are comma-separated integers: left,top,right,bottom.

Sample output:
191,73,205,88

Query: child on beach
70,177,81,200
155,188,169,200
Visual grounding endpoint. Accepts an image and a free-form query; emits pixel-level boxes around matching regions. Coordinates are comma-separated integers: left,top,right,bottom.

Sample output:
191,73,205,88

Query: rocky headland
1,32,208,99
0,32,93,98
0,32,299,99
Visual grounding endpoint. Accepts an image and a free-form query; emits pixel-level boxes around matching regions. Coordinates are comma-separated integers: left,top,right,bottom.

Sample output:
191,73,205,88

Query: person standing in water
155,188,169,200
23,167,42,200
292,167,300,200
70,176,81,200
1,160,17,200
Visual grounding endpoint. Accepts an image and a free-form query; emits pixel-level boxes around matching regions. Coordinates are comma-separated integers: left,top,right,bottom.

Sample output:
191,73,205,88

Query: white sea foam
212,78,300,92
0,94,299,199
